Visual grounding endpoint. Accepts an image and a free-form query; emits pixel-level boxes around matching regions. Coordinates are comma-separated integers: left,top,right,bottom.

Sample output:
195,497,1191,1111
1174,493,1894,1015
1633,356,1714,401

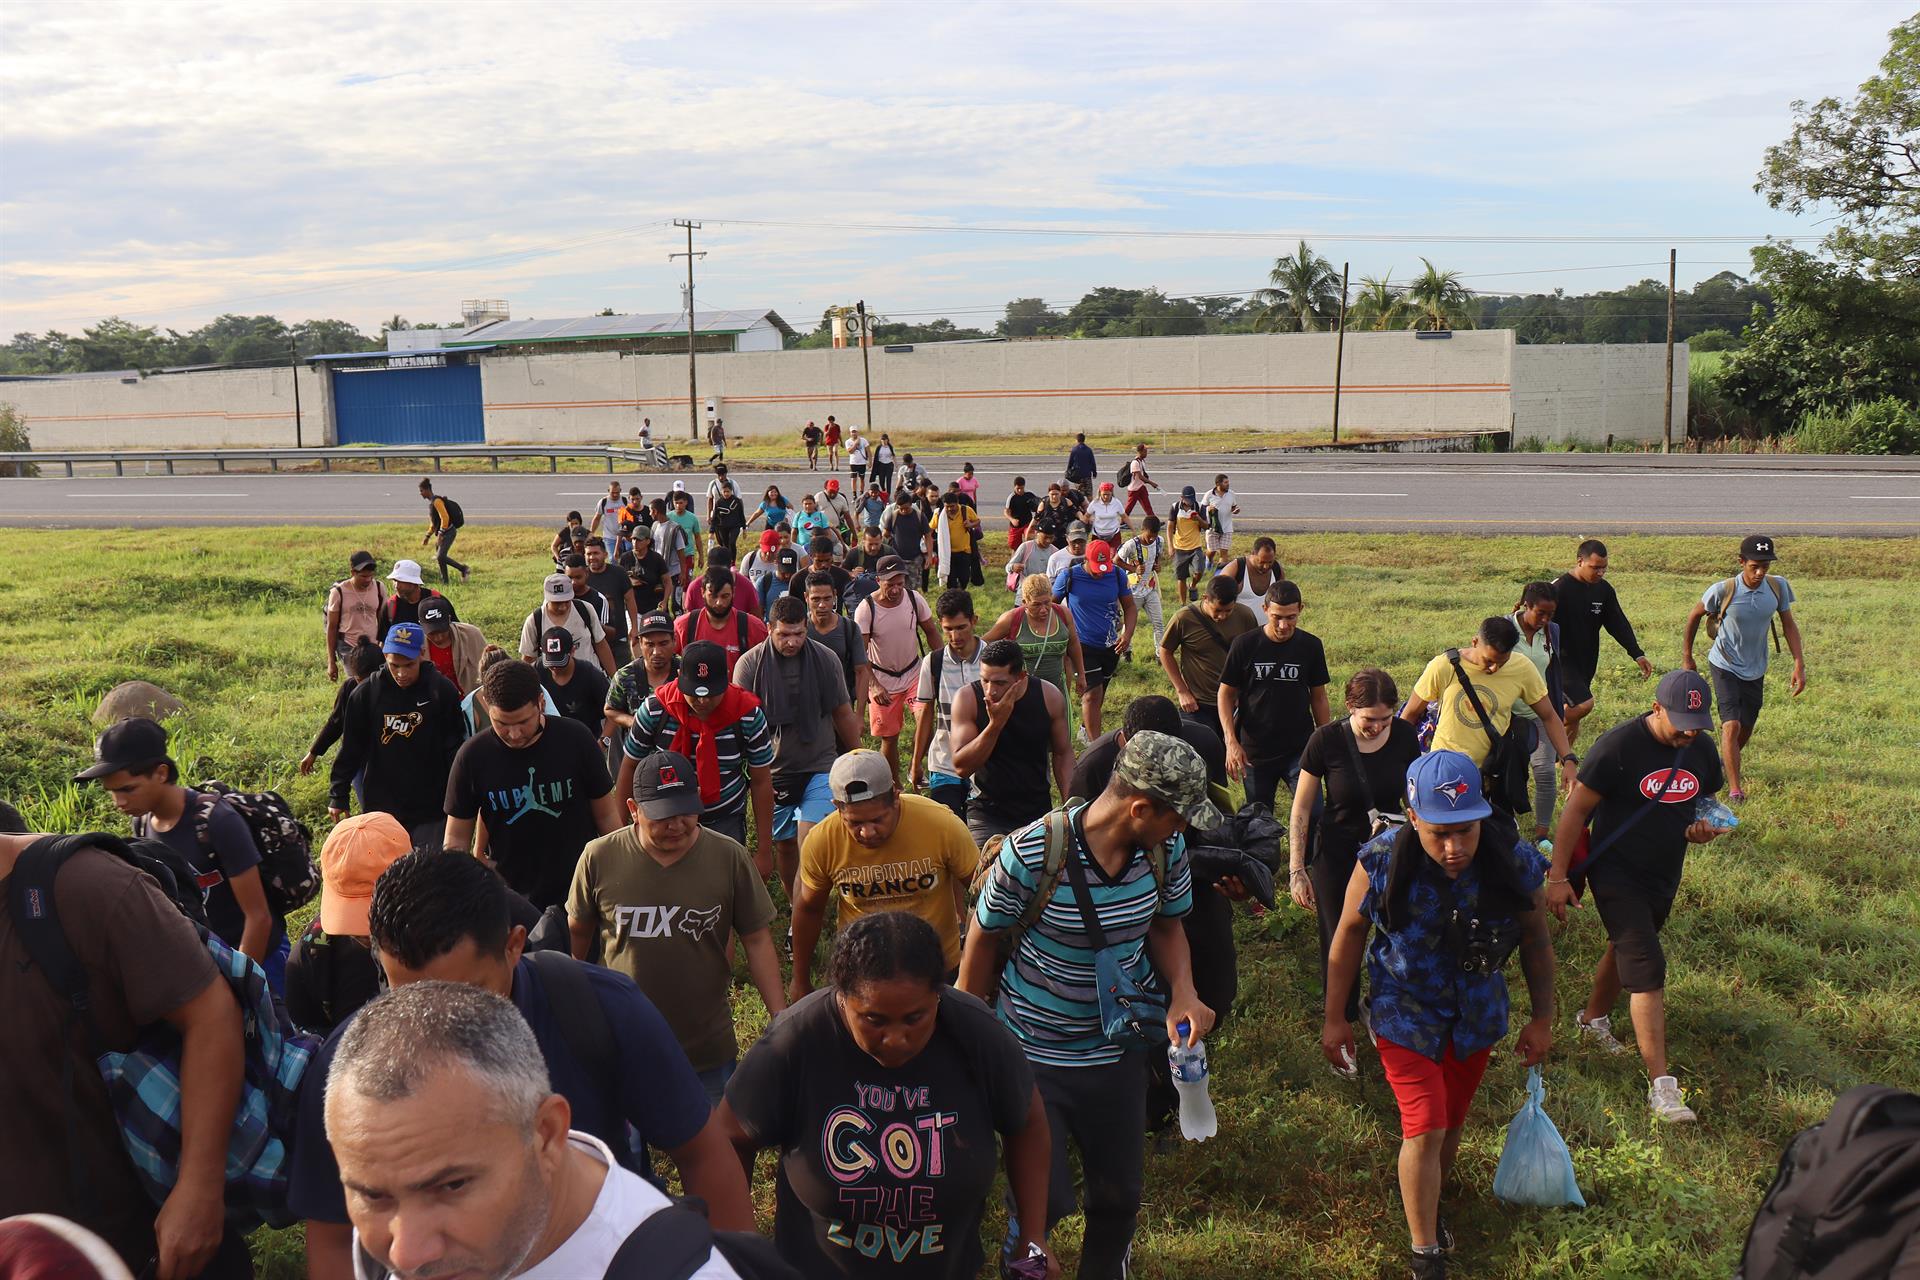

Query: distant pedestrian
710,481,746,561
592,479,627,559
801,419,822,469
847,428,870,489
1086,481,1127,542
1201,473,1240,567
823,414,843,469
1123,443,1159,516
1116,514,1167,653
1681,534,1806,801
417,478,470,583
1054,538,1136,741
1065,431,1097,500
707,416,727,463
1553,539,1653,745
873,431,897,493
1005,475,1040,548
1168,486,1210,603
957,460,981,505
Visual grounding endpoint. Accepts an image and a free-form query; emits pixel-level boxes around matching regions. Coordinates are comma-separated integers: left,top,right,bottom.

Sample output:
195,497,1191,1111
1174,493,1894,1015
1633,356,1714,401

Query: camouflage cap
1114,730,1224,830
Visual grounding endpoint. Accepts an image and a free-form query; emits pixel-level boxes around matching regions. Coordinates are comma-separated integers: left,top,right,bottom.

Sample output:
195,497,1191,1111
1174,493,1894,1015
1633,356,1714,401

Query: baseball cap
388,559,425,586
1655,669,1715,731
1181,485,1197,502
542,573,573,603
829,750,897,805
1100,481,1116,494
636,611,674,637
74,716,170,781
318,812,411,936
1086,540,1115,576
678,641,726,696
417,597,454,632
1068,523,1090,543
759,529,781,554
383,622,425,659
541,626,574,667
875,554,906,581
776,547,800,572
631,750,704,819
1405,750,1492,824
825,479,840,493
1114,731,1224,830
671,479,687,492
349,550,376,572
630,524,651,543
1739,534,1779,562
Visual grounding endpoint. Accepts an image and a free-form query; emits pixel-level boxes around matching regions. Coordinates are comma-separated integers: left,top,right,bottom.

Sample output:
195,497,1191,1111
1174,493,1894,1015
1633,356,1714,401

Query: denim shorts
773,772,834,842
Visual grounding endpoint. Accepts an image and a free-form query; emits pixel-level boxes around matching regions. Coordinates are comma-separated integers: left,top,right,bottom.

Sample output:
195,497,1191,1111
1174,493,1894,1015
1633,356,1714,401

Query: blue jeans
696,1059,737,1107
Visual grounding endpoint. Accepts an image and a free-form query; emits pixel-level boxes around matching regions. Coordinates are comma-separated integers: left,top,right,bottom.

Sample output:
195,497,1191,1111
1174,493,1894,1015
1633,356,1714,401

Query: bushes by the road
1789,396,1920,456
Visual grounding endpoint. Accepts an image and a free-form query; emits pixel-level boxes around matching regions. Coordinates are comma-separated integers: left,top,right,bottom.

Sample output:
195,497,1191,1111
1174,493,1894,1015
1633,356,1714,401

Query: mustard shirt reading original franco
799,793,979,968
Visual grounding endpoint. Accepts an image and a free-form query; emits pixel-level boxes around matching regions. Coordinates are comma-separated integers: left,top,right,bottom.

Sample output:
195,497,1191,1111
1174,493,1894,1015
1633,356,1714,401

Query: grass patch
3,527,1916,1278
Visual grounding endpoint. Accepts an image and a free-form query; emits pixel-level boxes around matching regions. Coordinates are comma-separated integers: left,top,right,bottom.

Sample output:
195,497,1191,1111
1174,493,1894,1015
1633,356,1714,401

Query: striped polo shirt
622,697,774,819
975,801,1192,1067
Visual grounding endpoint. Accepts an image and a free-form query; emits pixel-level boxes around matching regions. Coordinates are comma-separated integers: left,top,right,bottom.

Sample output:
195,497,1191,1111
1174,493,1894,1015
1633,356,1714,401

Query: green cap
1114,730,1224,830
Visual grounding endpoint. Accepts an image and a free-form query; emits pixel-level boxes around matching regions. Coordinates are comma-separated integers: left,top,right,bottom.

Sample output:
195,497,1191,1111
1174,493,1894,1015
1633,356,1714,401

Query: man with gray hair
325,980,743,1280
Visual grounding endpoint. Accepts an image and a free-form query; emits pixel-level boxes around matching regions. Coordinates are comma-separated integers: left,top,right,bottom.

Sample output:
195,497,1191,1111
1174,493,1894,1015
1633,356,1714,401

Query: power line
699,216,1791,246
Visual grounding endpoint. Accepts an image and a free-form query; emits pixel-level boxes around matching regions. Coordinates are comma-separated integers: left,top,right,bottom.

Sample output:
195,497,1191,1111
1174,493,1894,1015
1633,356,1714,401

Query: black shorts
1084,644,1120,690
1561,670,1594,707
1710,662,1765,728
1590,880,1675,992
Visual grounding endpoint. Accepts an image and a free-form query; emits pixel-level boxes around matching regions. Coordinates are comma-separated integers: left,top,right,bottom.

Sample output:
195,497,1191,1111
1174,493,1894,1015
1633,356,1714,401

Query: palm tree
1402,259,1477,331
1254,240,1342,333
1346,273,1408,331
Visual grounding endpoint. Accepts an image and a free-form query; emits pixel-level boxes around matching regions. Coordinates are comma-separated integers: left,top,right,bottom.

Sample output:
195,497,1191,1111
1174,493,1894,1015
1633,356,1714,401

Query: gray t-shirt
731,639,849,778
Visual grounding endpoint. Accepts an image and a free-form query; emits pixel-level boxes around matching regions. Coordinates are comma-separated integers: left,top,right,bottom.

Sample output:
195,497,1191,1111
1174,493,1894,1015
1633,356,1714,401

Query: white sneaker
1648,1075,1697,1123
1575,1012,1630,1056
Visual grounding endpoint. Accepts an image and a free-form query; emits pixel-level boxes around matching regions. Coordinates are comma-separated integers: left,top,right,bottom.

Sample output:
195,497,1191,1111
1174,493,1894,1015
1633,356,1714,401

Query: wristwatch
1559,753,1578,765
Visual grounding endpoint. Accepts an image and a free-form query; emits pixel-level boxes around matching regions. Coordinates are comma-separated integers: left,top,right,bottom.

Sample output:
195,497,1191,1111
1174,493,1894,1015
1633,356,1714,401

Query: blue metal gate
332,363,484,445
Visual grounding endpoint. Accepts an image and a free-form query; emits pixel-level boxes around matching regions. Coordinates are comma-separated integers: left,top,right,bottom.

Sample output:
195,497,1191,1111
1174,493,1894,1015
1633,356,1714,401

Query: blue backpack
7,832,317,1230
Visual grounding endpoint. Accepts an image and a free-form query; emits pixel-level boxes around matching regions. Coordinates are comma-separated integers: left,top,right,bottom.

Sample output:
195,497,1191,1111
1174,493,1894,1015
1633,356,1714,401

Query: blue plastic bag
1492,1066,1586,1208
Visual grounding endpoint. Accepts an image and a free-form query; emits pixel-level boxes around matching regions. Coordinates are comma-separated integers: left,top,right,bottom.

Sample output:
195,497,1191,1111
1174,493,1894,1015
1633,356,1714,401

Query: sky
0,0,1909,340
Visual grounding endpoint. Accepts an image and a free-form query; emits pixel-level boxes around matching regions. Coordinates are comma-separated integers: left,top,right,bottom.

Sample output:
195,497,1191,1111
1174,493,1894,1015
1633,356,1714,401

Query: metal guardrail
0,444,690,478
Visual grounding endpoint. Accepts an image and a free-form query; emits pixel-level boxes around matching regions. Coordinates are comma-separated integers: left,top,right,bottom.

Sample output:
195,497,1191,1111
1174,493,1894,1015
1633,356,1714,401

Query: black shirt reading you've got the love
727,987,1034,1279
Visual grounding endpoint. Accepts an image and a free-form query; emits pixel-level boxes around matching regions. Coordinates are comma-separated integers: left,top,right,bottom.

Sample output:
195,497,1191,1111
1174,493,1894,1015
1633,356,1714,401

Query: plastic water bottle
1167,1019,1218,1141
1696,796,1740,829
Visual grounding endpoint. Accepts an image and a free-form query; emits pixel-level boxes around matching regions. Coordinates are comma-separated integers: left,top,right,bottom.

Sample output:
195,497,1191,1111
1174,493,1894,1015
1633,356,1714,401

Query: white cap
671,479,688,492
543,573,573,603
388,559,425,585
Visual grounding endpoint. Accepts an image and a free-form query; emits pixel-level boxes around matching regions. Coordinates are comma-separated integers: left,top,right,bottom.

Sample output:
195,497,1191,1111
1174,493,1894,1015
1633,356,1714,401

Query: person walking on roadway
417,478,470,583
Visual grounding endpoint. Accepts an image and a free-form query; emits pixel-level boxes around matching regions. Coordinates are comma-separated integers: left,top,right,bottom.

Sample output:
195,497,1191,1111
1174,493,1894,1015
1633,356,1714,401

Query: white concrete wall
1511,343,1689,444
479,330,1519,442
0,366,333,449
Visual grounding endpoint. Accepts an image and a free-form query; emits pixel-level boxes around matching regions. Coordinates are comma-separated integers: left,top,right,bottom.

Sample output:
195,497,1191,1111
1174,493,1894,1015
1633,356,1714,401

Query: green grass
4,527,1917,1279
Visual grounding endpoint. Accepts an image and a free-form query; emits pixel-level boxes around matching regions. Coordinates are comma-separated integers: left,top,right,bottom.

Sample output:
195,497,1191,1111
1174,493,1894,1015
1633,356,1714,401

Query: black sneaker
1410,1249,1448,1280
1436,1214,1456,1256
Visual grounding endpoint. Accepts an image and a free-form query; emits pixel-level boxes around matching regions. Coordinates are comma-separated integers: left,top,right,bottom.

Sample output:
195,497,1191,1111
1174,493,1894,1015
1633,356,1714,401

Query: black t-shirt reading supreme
1218,628,1331,765
727,987,1034,1280
1298,717,1422,860
443,718,613,908
1578,713,1725,898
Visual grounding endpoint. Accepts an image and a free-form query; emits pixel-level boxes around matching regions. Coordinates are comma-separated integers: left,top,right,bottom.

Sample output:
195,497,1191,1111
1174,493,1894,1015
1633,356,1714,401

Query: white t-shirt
1046,547,1079,578
1086,497,1125,539
848,437,870,467
1202,488,1238,535
1127,459,1150,493
1117,535,1161,585
521,602,608,672
352,1130,741,1280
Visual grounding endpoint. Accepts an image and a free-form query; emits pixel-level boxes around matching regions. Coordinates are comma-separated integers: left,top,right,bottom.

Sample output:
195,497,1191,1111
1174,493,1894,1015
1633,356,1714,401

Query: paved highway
5,454,1918,536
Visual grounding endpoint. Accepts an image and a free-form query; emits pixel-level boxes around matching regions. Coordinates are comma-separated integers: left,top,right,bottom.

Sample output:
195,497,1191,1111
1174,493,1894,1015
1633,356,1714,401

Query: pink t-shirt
855,591,932,694
957,474,980,500
327,578,383,647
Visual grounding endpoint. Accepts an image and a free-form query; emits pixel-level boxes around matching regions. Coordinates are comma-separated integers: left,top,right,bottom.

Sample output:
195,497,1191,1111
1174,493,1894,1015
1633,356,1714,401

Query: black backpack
603,1199,801,1280
1113,459,1133,488
140,783,320,916
442,496,465,528
1737,1085,1920,1279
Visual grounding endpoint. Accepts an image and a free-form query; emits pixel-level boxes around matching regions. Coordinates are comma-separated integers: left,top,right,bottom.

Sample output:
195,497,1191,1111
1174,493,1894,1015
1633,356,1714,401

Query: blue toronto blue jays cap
1405,749,1492,823
382,623,425,659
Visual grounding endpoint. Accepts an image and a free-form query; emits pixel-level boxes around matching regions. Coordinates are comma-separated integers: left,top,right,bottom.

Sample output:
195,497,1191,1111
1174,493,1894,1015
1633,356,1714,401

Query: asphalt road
6,454,1919,536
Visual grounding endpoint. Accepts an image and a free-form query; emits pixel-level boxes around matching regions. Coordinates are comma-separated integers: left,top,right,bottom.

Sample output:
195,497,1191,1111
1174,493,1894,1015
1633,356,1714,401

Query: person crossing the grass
909,588,987,823
329,622,466,838
822,414,843,469
1168,485,1210,604
1218,579,1332,814
1086,480,1127,542
1005,474,1040,549
983,572,1088,706
520,570,615,675
1200,472,1239,568
949,638,1075,848
1122,443,1159,517
1551,538,1654,746
1065,430,1097,502
1053,538,1137,742
1115,514,1167,658
1321,751,1556,1280
324,549,383,681
605,610,680,759
417,477,471,583
802,419,822,468
1215,535,1281,613
1508,581,1569,843
1159,572,1260,746
804,570,868,702
853,555,940,783
376,558,454,642
1548,670,1732,1123
1681,534,1806,803
675,566,769,676
591,478,627,560
551,509,588,565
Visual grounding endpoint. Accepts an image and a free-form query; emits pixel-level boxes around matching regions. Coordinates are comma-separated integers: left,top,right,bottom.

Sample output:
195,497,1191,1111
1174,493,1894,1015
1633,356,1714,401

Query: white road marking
65,492,249,498
1235,491,1410,498
1850,495,1920,500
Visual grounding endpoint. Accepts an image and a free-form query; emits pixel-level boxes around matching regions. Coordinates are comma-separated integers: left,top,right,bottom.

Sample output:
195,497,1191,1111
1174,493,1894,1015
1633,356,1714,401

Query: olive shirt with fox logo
329,662,465,831
1578,712,1726,900
568,826,774,1071
444,718,615,909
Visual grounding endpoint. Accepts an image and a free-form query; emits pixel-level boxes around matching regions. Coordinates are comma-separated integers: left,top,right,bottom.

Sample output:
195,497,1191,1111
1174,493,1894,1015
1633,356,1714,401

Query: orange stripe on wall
26,410,298,423
485,383,1511,411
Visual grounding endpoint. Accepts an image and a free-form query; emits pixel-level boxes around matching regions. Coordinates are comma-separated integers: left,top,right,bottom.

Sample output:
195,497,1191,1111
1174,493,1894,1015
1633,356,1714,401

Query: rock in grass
94,681,185,725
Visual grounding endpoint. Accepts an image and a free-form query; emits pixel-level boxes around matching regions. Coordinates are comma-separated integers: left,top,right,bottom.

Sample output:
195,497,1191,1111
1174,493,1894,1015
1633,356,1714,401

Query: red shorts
1377,1038,1492,1138
1008,524,1029,549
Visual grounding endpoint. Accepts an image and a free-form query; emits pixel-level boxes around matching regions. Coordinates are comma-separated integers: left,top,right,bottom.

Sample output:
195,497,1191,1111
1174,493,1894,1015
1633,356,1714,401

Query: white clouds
0,0,1909,335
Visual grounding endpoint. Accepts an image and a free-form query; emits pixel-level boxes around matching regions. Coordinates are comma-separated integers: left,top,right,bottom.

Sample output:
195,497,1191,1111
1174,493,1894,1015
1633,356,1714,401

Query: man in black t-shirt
1546,670,1729,1125
444,658,622,908
1004,476,1040,549
538,626,614,742
623,525,670,615
1218,579,1332,814
584,541,637,670
1553,539,1653,744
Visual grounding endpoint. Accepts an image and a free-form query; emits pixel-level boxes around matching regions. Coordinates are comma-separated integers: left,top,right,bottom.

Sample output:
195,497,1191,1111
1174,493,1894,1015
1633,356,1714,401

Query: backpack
441,496,465,528
1706,575,1785,653
325,577,384,627
970,808,1169,962
603,1200,802,1280
1736,1085,1920,1280
842,569,879,618
140,783,319,917
6,833,316,1231
1114,459,1134,488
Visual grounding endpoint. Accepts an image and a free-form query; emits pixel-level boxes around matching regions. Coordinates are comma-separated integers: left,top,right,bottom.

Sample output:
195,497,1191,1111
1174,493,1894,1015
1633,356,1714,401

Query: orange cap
318,812,412,936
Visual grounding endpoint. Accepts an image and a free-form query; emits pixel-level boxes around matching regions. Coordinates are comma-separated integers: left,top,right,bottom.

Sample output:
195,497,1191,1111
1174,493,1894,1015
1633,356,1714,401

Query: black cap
75,717,170,781
776,547,800,572
636,611,674,637
1739,534,1779,562
678,641,727,696
349,550,376,571
541,626,574,667
1654,670,1715,731
875,554,906,580
631,750,704,819
417,597,454,632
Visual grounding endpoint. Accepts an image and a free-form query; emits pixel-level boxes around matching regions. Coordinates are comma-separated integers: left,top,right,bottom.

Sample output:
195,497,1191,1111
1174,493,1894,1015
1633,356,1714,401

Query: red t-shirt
823,421,841,445
425,638,461,692
674,607,768,674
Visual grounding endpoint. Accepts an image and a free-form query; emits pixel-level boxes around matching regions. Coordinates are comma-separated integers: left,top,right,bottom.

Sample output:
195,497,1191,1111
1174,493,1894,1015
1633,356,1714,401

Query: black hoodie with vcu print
329,663,465,830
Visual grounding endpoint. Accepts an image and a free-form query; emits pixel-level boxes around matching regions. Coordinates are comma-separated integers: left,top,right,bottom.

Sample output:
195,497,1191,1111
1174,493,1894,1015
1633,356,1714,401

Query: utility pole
1330,261,1350,445
289,332,304,448
855,300,874,438
1662,247,1676,454
670,220,706,443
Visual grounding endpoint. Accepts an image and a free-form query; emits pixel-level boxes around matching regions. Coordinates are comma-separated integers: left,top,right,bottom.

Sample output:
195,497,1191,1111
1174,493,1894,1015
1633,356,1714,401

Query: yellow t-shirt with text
1413,650,1548,766
799,793,979,967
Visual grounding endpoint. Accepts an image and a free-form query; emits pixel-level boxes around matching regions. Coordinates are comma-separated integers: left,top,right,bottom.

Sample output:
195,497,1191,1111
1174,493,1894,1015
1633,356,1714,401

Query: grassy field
3,525,1916,1279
